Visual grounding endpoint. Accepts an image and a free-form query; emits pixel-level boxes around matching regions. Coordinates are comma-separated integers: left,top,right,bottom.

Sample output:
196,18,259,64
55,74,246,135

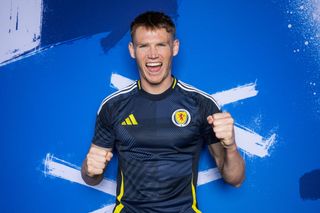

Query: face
129,26,179,92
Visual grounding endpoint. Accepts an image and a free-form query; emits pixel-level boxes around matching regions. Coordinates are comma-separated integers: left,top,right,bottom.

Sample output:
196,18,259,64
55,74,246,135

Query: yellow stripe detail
191,177,202,213
129,114,138,125
172,78,177,89
125,118,132,125
137,80,141,90
114,171,125,213
121,121,126,125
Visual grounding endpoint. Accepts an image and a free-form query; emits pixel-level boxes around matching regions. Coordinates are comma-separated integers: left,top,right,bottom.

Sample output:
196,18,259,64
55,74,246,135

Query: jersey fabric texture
92,78,220,213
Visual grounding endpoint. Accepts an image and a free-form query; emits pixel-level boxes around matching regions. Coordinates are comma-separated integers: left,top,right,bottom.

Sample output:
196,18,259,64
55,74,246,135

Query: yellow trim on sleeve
191,177,202,213
114,171,125,213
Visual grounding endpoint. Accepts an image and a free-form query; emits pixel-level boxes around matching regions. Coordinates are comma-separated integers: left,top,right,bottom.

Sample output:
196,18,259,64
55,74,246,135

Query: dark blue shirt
93,78,220,213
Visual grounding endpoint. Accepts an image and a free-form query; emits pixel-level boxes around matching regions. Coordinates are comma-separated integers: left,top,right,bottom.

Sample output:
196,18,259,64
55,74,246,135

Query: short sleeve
201,98,221,145
91,104,115,148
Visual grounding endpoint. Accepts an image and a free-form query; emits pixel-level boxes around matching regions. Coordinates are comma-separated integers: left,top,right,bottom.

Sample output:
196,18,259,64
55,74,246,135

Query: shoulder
97,81,138,114
176,80,221,110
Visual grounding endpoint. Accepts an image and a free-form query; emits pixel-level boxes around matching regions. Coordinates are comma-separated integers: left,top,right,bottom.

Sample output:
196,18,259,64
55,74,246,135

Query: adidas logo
121,114,138,125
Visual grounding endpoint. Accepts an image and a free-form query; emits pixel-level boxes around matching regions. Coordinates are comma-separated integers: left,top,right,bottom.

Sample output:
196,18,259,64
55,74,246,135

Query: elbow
81,167,104,186
81,159,103,186
226,176,245,188
232,178,244,188
232,171,245,187
81,168,100,186
226,175,245,187
228,160,246,188
223,166,245,188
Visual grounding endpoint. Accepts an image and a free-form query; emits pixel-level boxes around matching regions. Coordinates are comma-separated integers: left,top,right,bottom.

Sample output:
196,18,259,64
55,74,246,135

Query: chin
145,77,163,85
143,73,164,83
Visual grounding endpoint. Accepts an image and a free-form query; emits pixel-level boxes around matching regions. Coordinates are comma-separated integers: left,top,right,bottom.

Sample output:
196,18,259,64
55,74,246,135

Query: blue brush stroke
41,0,179,52
299,169,320,200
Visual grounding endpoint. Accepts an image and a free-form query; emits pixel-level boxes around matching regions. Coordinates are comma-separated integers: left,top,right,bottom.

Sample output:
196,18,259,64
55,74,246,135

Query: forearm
81,158,104,186
221,144,245,187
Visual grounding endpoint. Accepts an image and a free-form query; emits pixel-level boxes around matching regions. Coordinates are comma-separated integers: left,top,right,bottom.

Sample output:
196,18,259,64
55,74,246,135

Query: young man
82,11,245,213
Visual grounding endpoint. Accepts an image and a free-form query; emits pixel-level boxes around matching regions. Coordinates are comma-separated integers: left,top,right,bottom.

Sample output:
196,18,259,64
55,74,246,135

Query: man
82,11,245,213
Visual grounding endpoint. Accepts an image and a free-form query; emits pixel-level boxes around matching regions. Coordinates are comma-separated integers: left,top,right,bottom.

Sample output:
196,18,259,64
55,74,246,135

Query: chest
112,96,204,151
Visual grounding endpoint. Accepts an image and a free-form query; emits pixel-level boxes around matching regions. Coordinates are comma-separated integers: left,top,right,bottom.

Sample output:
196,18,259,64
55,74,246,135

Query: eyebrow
134,40,171,46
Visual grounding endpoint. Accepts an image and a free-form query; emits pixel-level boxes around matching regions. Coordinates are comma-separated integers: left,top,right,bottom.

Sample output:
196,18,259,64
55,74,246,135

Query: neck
140,76,174,94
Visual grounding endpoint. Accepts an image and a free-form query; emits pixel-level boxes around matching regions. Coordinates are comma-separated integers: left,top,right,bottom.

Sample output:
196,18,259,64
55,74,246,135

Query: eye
157,43,167,47
138,44,148,48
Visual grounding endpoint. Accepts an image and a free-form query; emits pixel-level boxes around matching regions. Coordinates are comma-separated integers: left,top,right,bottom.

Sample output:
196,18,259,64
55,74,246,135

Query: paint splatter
299,169,320,200
285,0,320,119
286,0,320,55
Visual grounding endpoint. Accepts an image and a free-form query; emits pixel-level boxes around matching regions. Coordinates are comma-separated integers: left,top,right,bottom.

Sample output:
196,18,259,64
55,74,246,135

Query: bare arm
208,142,245,187
207,112,245,187
81,144,113,186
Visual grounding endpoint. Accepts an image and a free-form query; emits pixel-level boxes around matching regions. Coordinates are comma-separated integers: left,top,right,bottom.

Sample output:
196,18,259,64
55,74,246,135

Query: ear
173,39,180,56
128,42,136,59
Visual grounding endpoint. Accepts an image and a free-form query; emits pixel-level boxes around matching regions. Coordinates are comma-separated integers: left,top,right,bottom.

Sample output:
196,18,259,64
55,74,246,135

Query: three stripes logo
121,114,138,125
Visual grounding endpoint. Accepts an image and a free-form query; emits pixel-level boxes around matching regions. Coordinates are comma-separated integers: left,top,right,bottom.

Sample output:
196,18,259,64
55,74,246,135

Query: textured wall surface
0,0,319,212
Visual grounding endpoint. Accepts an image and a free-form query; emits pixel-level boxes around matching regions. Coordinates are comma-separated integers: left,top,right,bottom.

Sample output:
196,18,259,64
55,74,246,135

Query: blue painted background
1,0,320,212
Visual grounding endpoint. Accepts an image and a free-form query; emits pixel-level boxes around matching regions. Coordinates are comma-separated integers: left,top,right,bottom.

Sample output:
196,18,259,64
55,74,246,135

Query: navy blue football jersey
92,78,220,213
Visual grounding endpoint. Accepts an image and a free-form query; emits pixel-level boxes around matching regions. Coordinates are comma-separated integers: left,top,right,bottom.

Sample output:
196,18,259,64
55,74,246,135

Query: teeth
146,62,162,67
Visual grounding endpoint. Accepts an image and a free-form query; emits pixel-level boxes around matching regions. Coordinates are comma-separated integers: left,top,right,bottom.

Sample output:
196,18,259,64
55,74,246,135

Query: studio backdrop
0,0,320,212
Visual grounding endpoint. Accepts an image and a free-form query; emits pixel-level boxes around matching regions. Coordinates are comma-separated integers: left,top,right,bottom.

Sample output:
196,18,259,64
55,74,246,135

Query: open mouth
146,62,163,73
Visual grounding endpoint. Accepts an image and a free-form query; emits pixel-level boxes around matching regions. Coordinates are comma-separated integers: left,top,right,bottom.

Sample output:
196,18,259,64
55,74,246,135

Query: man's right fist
86,145,113,177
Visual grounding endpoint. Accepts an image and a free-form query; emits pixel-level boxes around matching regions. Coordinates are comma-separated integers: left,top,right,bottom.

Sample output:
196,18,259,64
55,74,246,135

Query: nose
147,46,159,59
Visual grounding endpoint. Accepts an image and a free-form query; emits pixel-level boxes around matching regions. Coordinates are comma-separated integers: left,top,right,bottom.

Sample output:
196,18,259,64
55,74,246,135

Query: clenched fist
207,112,235,148
85,145,113,177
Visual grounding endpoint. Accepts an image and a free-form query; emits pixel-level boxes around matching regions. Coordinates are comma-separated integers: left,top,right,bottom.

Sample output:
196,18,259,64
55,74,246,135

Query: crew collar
137,77,177,101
